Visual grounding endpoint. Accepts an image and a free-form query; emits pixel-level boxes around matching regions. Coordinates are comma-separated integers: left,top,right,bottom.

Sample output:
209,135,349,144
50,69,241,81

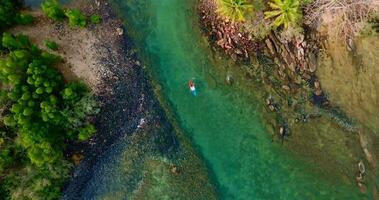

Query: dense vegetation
44,40,59,51
90,15,102,24
216,0,304,39
0,32,98,200
0,1,100,199
0,0,34,30
42,0,101,28
65,8,87,27
41,0,65,21
216,0,378,40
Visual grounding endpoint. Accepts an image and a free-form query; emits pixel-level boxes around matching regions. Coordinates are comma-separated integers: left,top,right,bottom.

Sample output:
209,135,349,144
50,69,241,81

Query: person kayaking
188,80,197,96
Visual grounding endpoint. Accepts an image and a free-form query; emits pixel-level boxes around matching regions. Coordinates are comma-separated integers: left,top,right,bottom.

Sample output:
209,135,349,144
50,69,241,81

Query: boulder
265,39,276,55
282,85,290,91
308,52,318,73
226,75,234,85
116,27,124,36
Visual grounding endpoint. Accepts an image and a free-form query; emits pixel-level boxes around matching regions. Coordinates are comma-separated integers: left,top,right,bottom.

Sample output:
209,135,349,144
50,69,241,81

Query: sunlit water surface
24,0,370,199
110,0,367,199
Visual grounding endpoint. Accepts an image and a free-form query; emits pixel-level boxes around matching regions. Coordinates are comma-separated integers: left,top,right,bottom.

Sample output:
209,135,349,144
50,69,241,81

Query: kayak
188,80,197,96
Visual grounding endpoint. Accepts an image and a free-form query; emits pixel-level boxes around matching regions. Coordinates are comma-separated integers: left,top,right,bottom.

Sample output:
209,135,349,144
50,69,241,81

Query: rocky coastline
40,1,218,199
197,0,367,140
198,0,327,105
12,0,219,198
197,0,378,196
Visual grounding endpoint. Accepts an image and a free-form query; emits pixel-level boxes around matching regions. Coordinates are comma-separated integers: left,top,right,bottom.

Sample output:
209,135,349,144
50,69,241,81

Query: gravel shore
53,1,181,198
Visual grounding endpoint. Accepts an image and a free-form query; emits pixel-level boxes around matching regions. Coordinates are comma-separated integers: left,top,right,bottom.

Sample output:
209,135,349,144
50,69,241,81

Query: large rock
308,52,318,73
265,39,276,55
116,27,124,36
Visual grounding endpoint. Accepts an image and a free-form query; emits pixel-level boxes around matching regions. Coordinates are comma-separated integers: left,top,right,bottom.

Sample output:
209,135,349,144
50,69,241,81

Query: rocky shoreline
61,1,158,197
46,1,218,199
198,0,327,105
198,0,378,196
197,0,366,140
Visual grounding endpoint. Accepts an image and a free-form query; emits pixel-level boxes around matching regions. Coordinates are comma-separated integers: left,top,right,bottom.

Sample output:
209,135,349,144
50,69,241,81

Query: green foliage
41,0,65,21
90,14,101,24
216,0,253,22
0,0,17,30
4,160,71,200
0,34,98,198
264,0,301,29
44,40,59,51
62,82,88,102
0,148,12,173
16,13,34,25
78,124,96,141
1,32,31,50
0,0,35,29
40,1,103,29
61,94,99,132
302,0,313,4
65,9,86,27
0,131,6,146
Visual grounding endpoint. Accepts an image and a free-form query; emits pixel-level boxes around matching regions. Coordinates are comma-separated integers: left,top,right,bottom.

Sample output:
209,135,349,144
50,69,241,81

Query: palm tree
216,0,253,22
264,0,301,29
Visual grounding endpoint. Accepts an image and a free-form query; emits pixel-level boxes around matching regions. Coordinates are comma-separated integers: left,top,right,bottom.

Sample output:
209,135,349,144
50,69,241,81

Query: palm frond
216,0,253,22
264,0,301,29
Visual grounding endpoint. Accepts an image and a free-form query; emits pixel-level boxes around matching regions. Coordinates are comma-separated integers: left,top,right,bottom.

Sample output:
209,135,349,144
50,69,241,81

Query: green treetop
216,0,253,22
264,0,302,29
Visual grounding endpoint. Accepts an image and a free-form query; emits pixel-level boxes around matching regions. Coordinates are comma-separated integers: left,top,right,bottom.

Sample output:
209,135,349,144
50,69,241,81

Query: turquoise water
111,0,368,199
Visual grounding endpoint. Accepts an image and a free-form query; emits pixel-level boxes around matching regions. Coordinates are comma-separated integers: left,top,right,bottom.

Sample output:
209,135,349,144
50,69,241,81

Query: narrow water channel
111,0,367,199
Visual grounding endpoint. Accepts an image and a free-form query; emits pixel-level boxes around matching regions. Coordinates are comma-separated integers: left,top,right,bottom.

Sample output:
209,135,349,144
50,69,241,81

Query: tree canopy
0,0,34,30
264,0,302,29
41,0,65,21
0,33,98,199
216,0,253,22
65,8,87,27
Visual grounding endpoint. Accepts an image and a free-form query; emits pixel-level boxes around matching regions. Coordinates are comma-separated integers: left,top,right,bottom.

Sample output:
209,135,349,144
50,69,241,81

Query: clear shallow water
112,0,367,199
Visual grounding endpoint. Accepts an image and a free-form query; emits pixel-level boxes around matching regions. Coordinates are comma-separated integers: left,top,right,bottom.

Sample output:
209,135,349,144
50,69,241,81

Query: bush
4,160,71,200
1,32,31,50
90,15,101,24
41,0,65,21
0,0,34,29
0,34,97,168
78,124,96,141
0,0,17,30
0,16,97,200
16,13,34,25
44,40,59,50
61,94,99,130
0,148,12,174
65,9,86,27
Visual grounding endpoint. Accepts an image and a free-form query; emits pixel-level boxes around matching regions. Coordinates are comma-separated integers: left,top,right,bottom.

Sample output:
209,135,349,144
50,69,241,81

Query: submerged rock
72,154,84,166
358,160,365,174
171,166,179,174
225,75,234,85
116,27,124,36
